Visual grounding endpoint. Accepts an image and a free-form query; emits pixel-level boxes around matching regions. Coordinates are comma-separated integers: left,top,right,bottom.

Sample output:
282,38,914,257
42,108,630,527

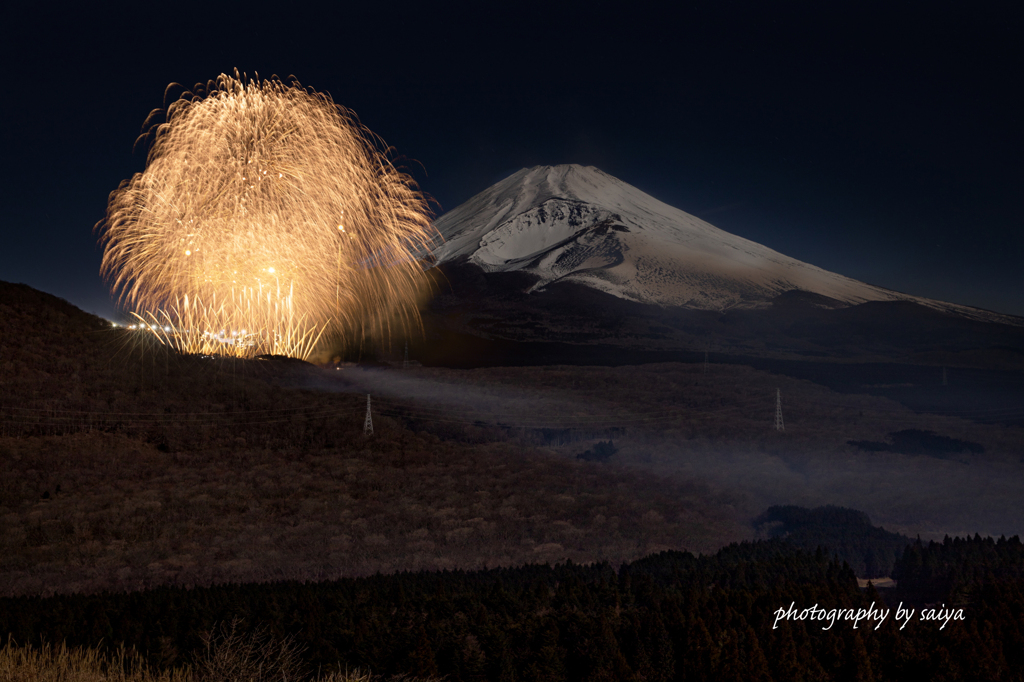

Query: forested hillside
2,536,1021,681
755,505,912,578
0,281,744,595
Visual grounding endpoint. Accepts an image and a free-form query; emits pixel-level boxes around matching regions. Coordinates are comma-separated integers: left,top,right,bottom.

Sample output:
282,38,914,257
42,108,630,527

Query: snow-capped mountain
431,165,1004,322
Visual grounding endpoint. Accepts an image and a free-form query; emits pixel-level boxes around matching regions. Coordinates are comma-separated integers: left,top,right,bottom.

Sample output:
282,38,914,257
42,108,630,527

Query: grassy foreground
0,641,185,682
0,626,436,682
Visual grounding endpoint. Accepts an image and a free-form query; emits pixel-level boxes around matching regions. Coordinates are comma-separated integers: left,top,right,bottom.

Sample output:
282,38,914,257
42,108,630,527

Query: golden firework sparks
97,70,438,360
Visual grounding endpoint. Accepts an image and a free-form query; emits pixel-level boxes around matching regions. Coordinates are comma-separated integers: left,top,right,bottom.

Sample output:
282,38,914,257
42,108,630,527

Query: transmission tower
774,388,785,432
403,341,409,370
363,394,374,435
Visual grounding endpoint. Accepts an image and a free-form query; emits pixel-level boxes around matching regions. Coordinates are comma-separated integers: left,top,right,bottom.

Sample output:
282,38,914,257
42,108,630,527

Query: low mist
320,362,1024,541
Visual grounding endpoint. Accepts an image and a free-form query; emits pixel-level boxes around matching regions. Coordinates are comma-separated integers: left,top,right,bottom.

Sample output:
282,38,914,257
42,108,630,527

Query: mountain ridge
430,164,1019,326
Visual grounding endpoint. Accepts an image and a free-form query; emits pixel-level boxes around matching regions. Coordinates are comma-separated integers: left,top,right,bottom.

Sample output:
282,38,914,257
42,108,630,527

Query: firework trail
98,71,438,359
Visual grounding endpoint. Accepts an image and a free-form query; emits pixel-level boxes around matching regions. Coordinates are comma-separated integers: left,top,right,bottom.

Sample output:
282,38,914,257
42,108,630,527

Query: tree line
2,535,1022,681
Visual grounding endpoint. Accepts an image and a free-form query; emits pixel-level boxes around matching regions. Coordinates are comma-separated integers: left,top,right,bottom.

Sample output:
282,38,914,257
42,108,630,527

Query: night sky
2,2,1021,320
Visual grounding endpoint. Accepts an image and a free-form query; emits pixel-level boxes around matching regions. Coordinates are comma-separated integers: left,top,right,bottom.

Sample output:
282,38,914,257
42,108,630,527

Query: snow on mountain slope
431,164,1009,322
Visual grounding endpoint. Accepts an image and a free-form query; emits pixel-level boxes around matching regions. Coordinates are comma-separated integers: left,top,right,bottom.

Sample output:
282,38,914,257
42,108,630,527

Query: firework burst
98,71,437,360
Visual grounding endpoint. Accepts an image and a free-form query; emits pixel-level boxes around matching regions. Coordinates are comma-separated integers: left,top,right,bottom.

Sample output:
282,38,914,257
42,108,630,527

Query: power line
363,394,374,436
774,388,785,432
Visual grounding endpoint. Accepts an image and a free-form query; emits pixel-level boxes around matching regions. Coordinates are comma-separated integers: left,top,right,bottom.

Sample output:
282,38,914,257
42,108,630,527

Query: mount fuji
430,164,1005,322
416,164,1023,368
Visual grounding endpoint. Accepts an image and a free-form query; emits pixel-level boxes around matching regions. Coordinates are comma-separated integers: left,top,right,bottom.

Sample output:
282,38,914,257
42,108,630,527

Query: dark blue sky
2,1,1021,318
